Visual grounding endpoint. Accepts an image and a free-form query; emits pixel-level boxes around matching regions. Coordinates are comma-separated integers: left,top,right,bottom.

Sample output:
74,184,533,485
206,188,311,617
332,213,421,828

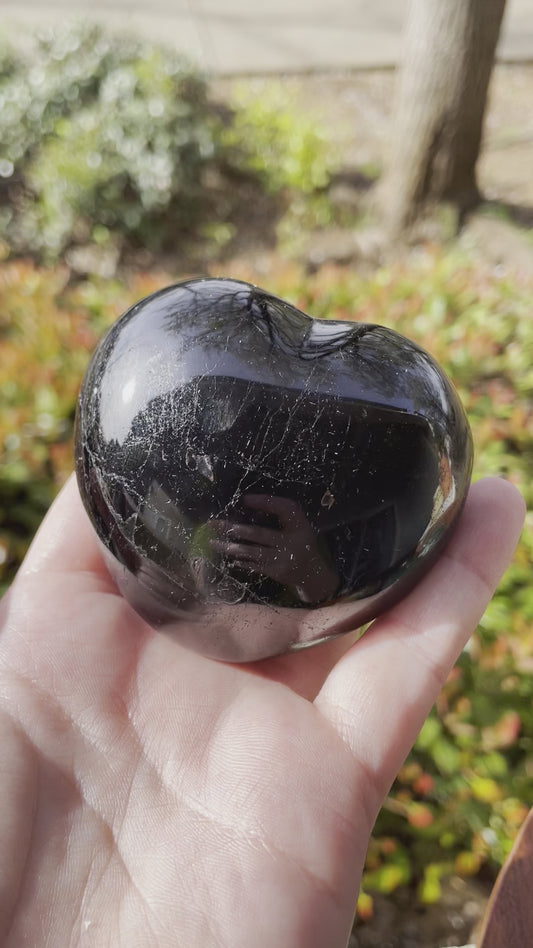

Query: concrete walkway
2,0,532,74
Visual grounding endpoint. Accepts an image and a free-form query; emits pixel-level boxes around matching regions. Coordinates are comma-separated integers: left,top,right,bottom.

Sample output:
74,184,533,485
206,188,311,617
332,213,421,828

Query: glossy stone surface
75,278,473,661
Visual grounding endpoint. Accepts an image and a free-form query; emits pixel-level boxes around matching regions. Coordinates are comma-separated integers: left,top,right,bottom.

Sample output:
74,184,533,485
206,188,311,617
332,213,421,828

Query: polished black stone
75,278,473,661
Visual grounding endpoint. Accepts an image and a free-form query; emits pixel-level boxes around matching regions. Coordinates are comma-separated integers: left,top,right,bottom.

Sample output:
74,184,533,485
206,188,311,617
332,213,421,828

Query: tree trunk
380,0,507,240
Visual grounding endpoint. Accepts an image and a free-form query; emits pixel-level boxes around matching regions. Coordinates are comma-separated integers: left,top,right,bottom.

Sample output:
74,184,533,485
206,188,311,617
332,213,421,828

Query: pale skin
0,476,525,948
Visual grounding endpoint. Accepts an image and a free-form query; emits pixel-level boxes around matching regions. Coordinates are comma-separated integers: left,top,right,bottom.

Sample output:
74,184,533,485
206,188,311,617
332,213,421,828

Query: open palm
0,477,524,947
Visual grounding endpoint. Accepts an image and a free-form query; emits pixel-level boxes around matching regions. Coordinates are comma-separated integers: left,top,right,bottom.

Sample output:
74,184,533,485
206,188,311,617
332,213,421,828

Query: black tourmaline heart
75,278,472,661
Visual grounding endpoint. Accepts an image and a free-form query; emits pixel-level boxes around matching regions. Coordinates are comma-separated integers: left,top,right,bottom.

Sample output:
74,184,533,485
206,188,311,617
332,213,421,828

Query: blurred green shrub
0,24,225,257
223,82,333,195
0,23,335,262
1,248,532,906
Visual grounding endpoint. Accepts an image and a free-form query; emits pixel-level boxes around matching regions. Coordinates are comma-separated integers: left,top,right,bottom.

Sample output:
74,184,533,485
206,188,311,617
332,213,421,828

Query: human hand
210,494,339,602
0,476,524,947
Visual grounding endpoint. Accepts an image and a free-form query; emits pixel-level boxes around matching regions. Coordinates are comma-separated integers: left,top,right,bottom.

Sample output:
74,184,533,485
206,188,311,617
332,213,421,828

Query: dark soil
350,877,486,948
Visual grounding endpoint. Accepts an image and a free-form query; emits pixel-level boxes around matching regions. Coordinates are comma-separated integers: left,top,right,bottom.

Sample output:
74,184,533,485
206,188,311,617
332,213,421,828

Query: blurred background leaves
0,23,336,267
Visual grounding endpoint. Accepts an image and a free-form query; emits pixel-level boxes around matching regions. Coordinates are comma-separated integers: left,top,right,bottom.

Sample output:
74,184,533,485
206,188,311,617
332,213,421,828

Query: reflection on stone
209,494,340,605
75,278,473,662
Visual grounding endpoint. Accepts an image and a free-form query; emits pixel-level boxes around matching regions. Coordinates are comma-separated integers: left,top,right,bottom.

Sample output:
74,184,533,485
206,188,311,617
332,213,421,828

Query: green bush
0,24,224,257
0,24,335,262
223,82,334,195
1,248,532,908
